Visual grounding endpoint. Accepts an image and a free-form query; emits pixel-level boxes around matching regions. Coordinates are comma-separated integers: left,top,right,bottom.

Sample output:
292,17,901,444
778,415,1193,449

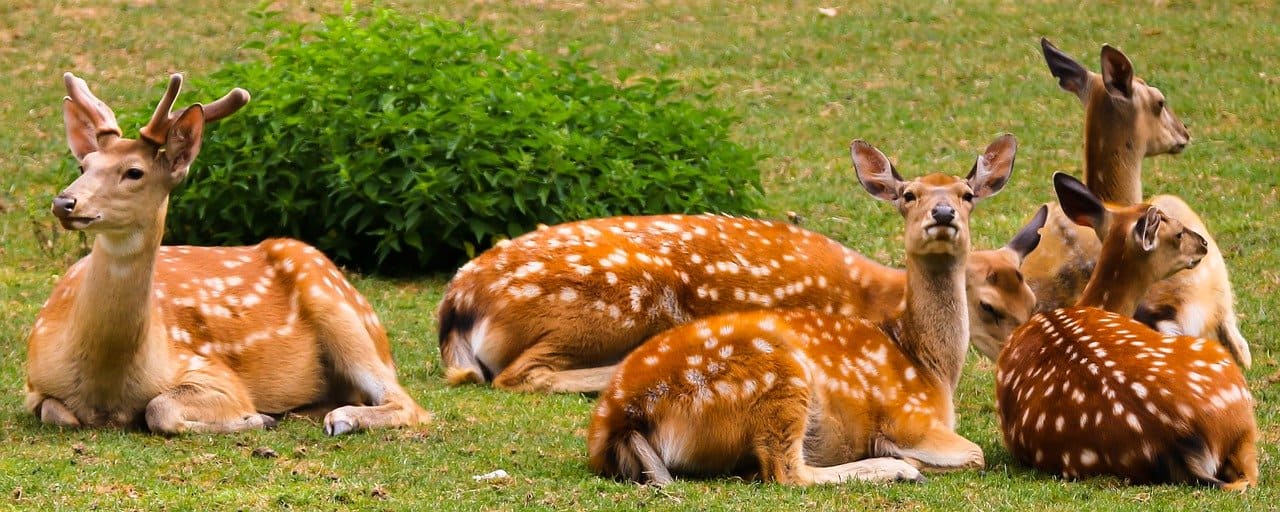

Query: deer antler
138,74,184,144
63,72,121,139
138,73,252,145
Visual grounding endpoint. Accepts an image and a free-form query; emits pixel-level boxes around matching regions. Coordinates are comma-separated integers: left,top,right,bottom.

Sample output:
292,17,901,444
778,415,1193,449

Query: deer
438,201,1044,394
24,72,431,435
996,173,1256,490
586,135,1016,485
1021,38,1251,368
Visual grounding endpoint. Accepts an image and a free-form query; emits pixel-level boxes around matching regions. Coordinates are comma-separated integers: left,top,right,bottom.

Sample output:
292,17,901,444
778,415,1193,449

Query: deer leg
748,380,922,485
316,314,430,436
1219,433,1258,492
144,367,275,434
882,428,985,472
492,344,617,393
32,396,81,428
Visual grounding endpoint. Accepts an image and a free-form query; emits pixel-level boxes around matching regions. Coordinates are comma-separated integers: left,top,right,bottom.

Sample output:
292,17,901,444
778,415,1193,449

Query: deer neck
70,205,169,368
896,252,968,393
1082,101,1145,205
1075,241,1155,317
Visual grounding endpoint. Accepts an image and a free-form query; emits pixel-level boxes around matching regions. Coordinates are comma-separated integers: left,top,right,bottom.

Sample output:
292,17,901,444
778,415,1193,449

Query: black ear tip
1052,171,1074,187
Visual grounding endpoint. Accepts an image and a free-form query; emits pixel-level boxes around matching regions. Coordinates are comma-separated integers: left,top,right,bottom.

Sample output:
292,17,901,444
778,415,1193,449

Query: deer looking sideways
997,173,1256,490
1021,38,1250,368
25,73,430,435
438,166,1044,394
587,135,1016,485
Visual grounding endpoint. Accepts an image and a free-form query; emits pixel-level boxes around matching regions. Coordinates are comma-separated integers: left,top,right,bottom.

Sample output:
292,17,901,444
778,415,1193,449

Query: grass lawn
1,0,1277,509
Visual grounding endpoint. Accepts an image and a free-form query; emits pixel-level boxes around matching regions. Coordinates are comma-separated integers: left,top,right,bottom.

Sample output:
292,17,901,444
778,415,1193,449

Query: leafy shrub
153,9,763,274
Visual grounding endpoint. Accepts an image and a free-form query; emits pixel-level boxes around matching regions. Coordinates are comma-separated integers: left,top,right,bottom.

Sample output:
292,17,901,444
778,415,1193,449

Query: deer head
851,134,1016,259
1042,38,1190,157
53,73,249,236
1055,172,1207,286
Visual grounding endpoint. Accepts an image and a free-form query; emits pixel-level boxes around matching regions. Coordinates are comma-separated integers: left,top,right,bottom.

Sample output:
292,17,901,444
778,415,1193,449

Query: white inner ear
1136,220,1159,251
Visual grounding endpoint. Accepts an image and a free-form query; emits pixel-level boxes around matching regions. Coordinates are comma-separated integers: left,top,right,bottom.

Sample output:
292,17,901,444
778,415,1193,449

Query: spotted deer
1022,38,1251,368
997,173,1256,489
439,178,1043,394
438,205,1043,394
24,73,430,435
586,135,1016,485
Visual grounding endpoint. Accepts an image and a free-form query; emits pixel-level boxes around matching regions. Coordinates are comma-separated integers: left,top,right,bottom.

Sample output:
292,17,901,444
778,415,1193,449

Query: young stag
587,135,1016,485
25,73,430,435
438,197,1044,394
1022,38,1250,368
997,173,1256,489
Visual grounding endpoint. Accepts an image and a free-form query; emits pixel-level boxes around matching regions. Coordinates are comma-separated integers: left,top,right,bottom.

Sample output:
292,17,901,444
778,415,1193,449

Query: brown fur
1023,39,1250,367
25,73,429,435
586,136,1016,485
997,174,1257,489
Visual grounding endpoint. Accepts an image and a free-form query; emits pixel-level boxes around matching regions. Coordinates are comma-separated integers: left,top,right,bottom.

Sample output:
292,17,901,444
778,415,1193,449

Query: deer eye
1156,99,1166,113
962,192,975,203
902,191,917,202
980,301,1003,320
77,166,85,175
124,168,145,180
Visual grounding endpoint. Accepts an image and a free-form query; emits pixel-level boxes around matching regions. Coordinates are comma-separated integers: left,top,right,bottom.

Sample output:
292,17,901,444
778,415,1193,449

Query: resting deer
24,73,430,435
997,173,1256,489
587,135,1016,485
438,207,1043,393
1022,38,1250,368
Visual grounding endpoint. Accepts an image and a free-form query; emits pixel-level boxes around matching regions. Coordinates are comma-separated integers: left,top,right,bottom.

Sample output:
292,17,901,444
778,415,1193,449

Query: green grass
1,0,1278,509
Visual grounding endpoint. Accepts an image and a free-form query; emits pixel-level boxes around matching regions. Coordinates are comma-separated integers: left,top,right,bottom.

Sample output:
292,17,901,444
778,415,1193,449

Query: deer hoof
324,409,357,436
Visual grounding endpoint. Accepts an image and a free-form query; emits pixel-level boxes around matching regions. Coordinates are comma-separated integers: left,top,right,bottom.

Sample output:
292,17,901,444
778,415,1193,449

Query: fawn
1022,38,1250,368
997,173,1256,489
586,135,1016,485
438,194,1044,394
25,73,430,435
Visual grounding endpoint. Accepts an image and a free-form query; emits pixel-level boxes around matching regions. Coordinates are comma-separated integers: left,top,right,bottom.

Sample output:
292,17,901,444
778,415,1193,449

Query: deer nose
52,195,77,218
931,205,955,225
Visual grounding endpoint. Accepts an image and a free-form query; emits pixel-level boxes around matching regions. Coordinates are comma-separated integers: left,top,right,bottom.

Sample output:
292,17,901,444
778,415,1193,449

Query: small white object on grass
472,469,510,482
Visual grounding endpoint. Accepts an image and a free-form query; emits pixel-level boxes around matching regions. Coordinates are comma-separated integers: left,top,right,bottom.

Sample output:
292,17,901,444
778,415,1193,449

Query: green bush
153,9,763,274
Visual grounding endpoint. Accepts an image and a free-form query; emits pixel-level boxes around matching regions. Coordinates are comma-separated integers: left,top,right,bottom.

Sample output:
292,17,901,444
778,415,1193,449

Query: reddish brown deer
438,206,1043,393
25,73,430,435
1022,38,1250,368
586,135,1016,485
997,173,1256,489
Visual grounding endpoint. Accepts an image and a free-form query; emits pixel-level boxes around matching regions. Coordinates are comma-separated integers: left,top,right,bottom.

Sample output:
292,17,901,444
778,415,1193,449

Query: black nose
931,205,955,225
52,195,76,217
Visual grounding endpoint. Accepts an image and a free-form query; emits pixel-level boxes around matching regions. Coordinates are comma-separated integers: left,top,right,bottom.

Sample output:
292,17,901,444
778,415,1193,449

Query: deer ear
163,104,204,184
1007,204,1048,260
1041,38,1089,102
850,140,902,202
63,97,99,160
1133,206,1162,252
1100,44,1134,99
1054,172,1106,229
967,134,1016,200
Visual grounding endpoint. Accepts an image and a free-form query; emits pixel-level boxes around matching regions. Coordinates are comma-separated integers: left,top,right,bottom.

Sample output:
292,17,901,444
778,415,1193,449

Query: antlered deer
25,73,430,435
587,135,1016,485
1022,38,1250,368
997,173,1256,489
438,198,1045,394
